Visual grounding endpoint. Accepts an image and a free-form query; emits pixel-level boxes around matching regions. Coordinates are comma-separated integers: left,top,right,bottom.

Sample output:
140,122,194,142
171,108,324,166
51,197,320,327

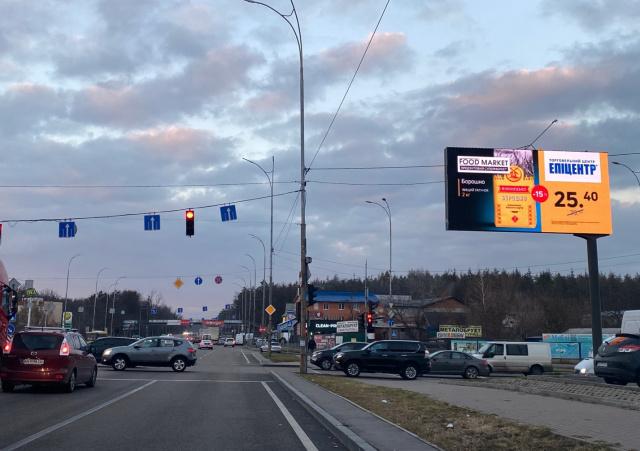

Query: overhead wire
306,0,391,171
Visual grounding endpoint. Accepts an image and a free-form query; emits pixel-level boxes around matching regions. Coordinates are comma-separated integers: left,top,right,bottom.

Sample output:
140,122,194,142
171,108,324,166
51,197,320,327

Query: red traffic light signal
366,312,373,326
185,209,195,236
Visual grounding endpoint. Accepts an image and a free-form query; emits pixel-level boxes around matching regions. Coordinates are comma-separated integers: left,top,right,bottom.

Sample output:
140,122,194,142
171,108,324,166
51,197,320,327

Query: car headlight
579,368,587,374
102,349,112,356
335,353,343,361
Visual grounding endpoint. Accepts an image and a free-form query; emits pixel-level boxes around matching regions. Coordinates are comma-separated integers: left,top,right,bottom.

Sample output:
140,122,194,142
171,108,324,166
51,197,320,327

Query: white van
474,342,552,375
621,310,640,335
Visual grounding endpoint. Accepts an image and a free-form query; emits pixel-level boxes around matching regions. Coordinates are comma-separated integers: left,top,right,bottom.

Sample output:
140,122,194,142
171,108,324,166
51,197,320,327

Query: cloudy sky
1,0,639,319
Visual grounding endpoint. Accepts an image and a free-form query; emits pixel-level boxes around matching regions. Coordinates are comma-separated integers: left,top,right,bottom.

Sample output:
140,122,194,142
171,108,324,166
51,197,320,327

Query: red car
1,328,97,393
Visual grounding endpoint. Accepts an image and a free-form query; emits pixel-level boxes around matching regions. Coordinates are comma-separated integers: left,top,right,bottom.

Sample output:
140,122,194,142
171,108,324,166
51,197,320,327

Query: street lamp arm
243,158,272,185
243,1,302,54
612,161,640,188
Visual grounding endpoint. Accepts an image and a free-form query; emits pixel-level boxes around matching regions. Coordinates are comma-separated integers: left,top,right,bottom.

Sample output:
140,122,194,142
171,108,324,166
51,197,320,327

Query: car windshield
429,351,446,358
477,343,491,354
13,334,63,351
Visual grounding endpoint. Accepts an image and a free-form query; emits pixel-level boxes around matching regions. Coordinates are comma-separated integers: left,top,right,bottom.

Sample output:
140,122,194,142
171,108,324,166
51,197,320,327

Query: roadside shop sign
437,331,465,339
439,325,483,338
445,147,612,235
336,320,359,334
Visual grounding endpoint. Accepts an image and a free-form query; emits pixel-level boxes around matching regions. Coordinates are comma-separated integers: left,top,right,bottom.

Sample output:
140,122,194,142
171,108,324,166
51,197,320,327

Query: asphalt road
0,346,347,451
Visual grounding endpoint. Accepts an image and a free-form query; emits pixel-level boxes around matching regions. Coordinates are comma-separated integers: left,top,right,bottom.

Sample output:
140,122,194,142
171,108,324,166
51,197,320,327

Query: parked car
198,339,213,350
101,336,197,372
333,340,430,380
473,341,552,375
218,337,226,346
87,336,136,363
425,350,490,379
1,327,97,393
574,357,594,375
224,338,235,347
594,334,640,386
311,342,367,370
260,341,282,353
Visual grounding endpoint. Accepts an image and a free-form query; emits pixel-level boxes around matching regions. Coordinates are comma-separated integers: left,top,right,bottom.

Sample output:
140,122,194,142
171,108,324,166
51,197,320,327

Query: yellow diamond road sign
174,278,184,289
265,305,276,316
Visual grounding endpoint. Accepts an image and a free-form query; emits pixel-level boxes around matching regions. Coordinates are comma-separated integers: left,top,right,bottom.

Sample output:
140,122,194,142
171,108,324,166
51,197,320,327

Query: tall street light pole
246,254,257,333
63,254,81,327
240,265,253,333
92,267,109,331
110,277,125,334
244,0,308,375
249,234,267,329
238,277,248,333
612,161,640,188
366,198,392,298
244,155,274,328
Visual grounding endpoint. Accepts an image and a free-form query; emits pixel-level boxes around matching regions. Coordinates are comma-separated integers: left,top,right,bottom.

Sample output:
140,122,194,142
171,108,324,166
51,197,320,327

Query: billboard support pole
575,234,606,357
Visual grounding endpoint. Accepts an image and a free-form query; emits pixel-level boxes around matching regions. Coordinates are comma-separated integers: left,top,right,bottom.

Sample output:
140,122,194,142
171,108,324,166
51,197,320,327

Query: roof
313,291,378,303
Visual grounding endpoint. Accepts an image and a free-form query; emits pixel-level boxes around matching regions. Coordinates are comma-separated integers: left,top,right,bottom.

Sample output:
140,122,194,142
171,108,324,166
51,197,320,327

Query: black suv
311,341,367,370
333,340,430,380
594,334,640,386
88,337,136,363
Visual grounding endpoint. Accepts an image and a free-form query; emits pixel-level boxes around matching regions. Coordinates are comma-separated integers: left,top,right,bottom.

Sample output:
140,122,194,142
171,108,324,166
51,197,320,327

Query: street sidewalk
250,349,298,367
272,367,439,451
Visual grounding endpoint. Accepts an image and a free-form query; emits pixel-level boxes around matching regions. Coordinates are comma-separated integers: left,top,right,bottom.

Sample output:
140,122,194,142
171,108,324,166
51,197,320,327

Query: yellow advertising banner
537,150,612,234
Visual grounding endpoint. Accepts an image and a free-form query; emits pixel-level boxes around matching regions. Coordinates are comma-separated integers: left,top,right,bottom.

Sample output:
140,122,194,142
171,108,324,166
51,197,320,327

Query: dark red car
1,328,97,393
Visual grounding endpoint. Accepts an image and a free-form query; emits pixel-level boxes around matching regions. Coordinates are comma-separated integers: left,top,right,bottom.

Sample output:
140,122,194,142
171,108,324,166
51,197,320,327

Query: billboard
445,148,612,235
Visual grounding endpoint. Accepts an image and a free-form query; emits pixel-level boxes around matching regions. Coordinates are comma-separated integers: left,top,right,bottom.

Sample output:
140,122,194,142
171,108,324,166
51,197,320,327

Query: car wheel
171,357,187,372
86,367,97,387
464,366,480,379
345,361,361,377
64,370,76,393
320,358,333,371
400,364,418,380
112,355,128,371
1,381,14,393
529,365,544,376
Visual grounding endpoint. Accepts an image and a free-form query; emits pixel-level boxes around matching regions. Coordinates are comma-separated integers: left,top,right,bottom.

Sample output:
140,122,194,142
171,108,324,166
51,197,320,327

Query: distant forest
221,270,640,339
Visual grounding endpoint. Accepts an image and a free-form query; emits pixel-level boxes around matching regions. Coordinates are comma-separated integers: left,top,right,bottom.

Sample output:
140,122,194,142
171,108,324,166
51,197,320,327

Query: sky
1,0,640,319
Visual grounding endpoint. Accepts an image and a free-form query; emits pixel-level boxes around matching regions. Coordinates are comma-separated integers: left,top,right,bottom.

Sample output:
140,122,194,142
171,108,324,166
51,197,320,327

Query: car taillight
2,340,12,354
618,344,640,353
188,347,195,353
60,340,70,356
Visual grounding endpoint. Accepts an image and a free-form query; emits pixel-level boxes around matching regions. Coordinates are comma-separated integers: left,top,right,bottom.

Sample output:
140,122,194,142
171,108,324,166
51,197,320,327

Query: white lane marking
240,350,251,364
261,381,319,451
99,378,272,383
1,380,157,451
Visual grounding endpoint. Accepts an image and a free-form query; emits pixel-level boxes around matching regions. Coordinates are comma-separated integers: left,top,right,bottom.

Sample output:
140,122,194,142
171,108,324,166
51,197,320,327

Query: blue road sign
6,323,15,337
220,205,237,222
225,304,231,310
388,319,394,326
144,214,161,231
194,277,203,286
177,307,183,314
150,307,158,315
202,306,208,312
58,221,77,238
9,312,16,322
391,329,398,338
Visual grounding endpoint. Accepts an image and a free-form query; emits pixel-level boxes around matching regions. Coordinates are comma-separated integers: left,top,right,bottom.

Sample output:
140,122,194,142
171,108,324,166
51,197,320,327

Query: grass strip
304,375,613,451
266,353,300,363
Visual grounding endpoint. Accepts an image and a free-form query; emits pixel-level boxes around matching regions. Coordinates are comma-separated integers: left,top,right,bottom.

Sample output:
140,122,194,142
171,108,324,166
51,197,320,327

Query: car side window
451,352,466,360
78,336,88,349
174,340,183,346
369,342,389,352
140,338,157,348
506,344,528,356
160,339,174,347
438,351,452,359
490,344,504,356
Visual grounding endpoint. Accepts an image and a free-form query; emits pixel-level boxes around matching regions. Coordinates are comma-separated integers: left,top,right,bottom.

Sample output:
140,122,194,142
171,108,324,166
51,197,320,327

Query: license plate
597,362,607,367
21,358,44,366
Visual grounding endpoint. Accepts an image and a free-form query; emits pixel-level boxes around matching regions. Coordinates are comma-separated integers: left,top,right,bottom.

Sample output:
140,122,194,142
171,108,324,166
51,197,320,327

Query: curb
271,371,377,451
250,351,299,367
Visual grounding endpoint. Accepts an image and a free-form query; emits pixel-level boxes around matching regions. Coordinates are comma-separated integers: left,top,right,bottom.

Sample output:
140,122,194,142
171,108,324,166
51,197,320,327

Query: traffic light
366,311,374,333
307,284,318,306
185,209,195,236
